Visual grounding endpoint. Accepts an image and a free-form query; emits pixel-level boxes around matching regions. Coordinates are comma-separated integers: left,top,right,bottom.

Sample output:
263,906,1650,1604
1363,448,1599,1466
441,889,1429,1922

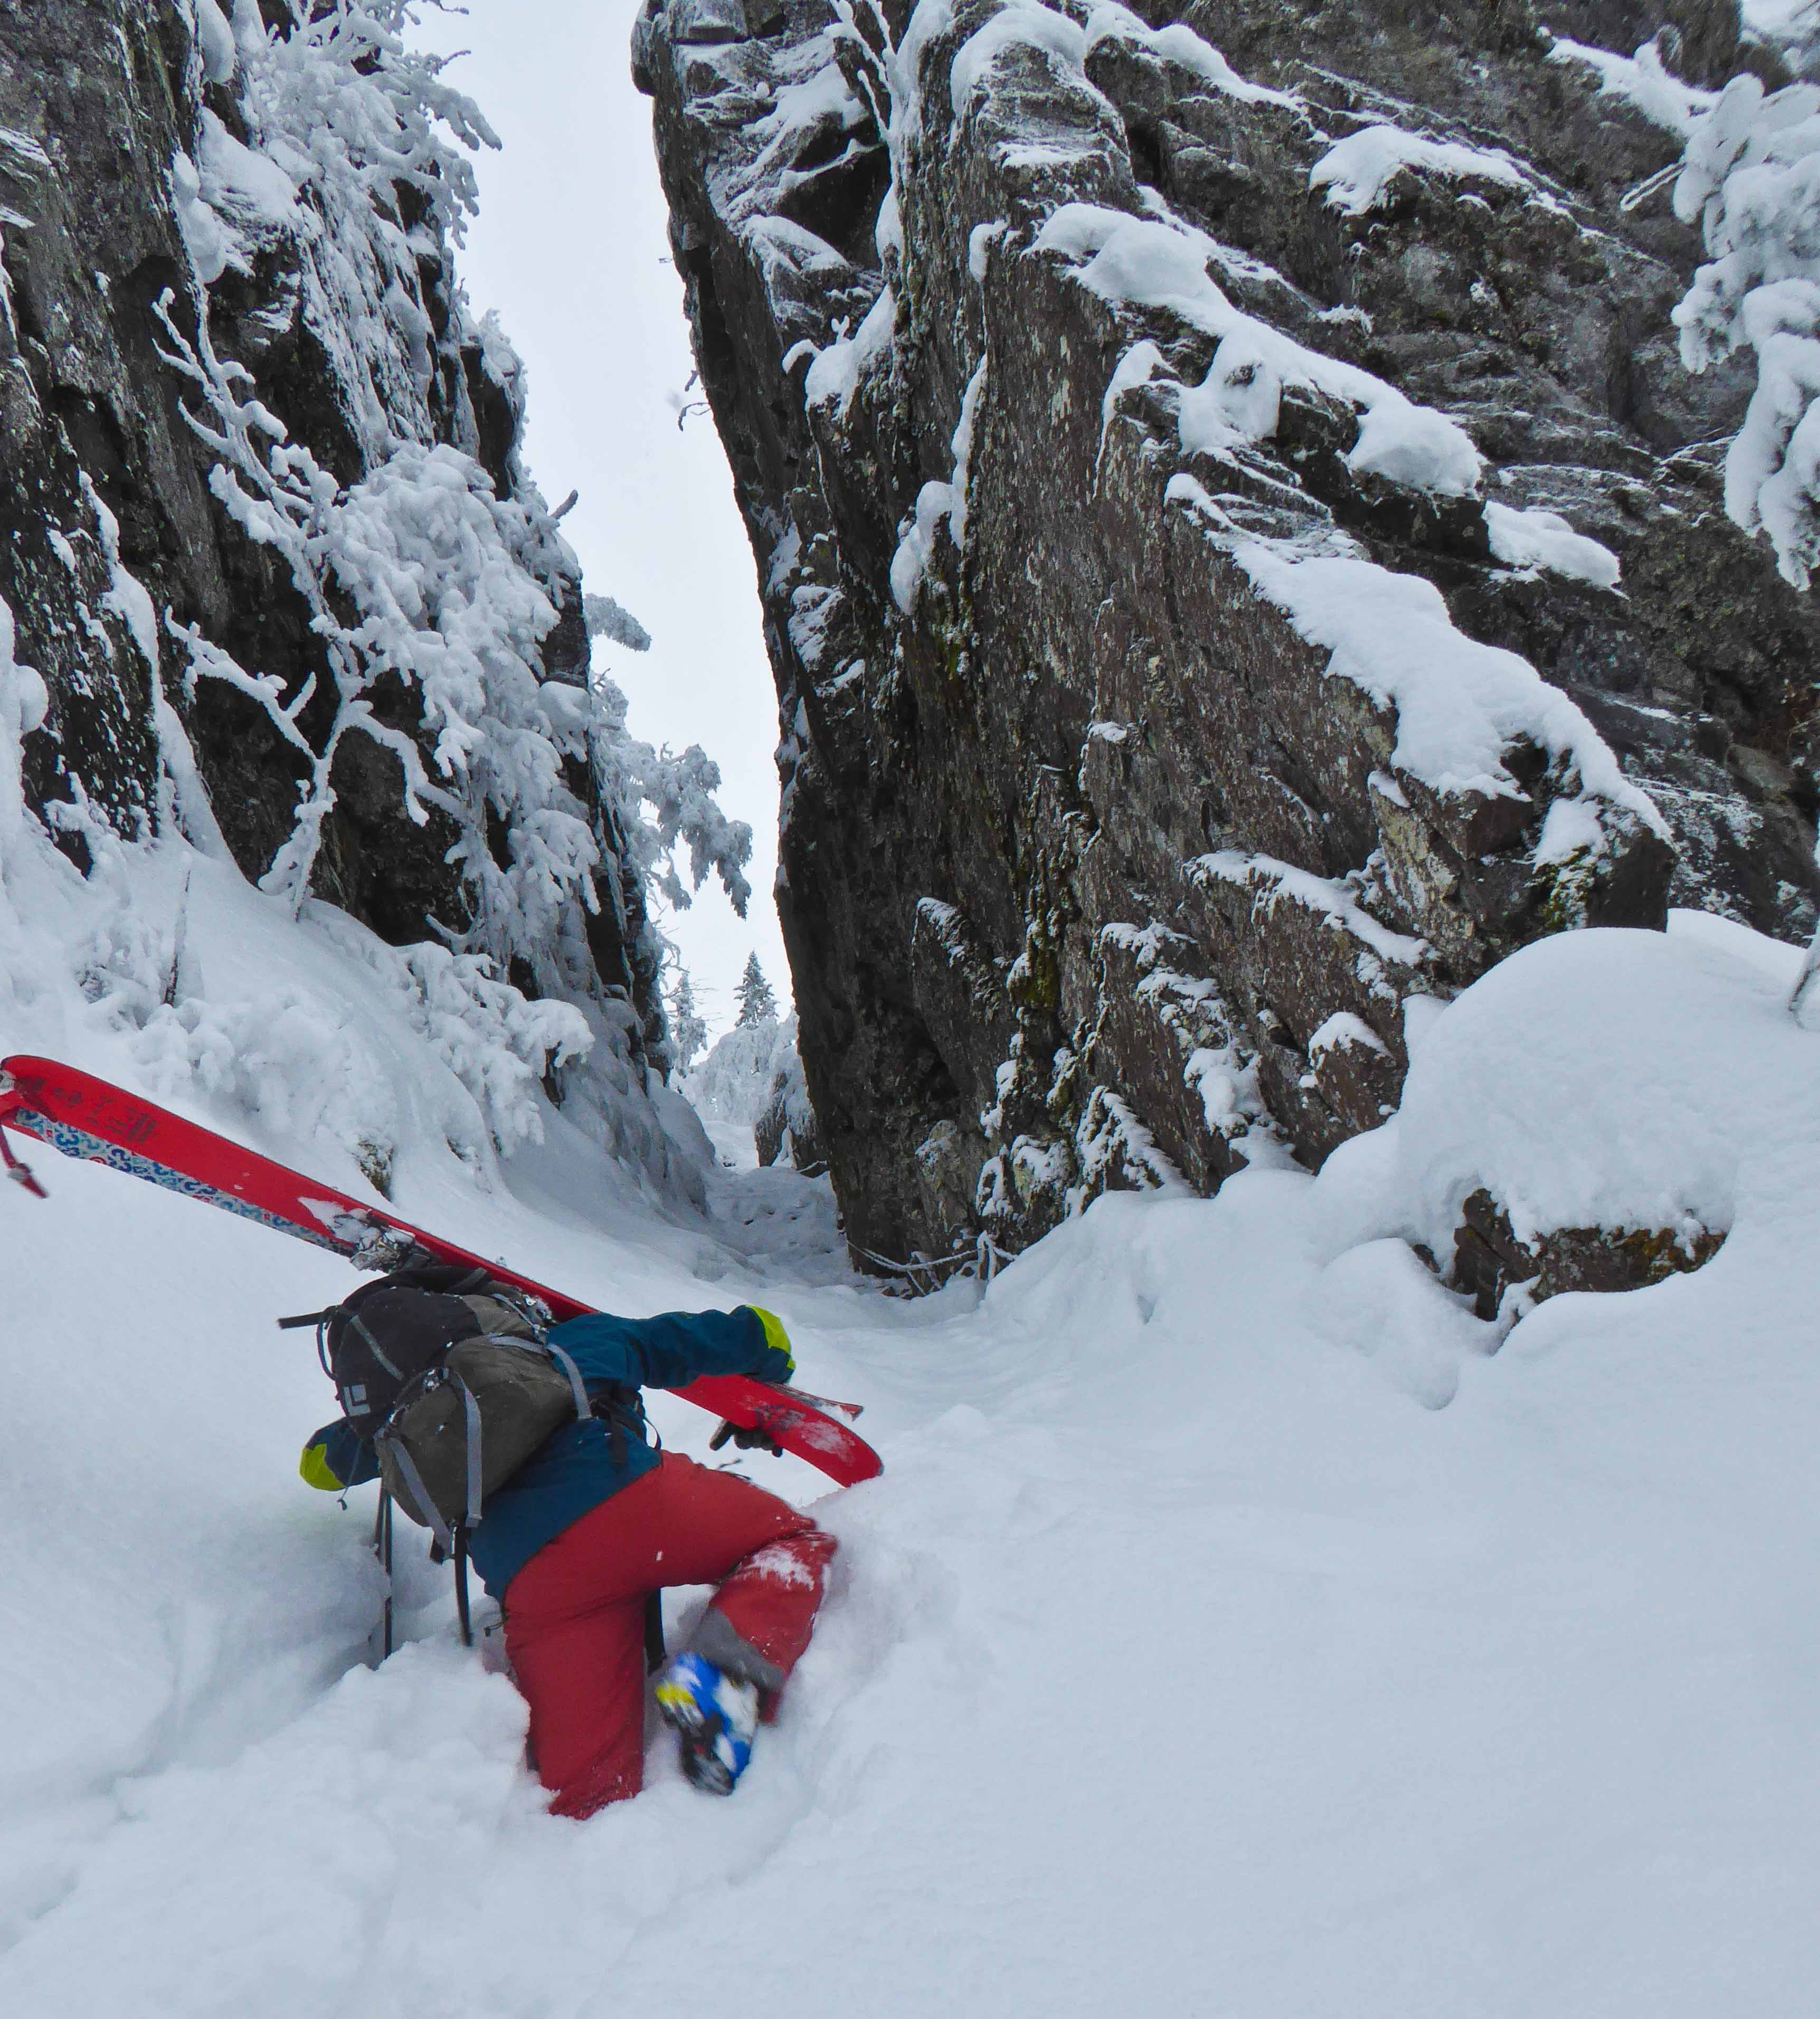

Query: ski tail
0,1072,48,1198
1,1073,350,1253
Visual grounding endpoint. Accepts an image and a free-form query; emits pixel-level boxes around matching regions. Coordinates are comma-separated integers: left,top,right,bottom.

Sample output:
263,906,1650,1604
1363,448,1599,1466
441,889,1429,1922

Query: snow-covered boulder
1321,914,1818,1319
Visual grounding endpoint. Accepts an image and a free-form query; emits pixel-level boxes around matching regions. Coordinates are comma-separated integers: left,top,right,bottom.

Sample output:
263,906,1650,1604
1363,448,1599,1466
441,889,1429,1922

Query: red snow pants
503,1452,837,1818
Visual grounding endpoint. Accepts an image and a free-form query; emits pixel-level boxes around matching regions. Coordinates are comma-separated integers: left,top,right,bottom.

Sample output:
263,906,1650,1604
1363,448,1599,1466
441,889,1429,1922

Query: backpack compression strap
537,1336,590,1421
380,1427,456,1556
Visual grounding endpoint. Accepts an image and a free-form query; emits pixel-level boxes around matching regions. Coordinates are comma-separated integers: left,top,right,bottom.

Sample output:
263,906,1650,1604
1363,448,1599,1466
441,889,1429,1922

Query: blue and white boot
655,1652,761,1796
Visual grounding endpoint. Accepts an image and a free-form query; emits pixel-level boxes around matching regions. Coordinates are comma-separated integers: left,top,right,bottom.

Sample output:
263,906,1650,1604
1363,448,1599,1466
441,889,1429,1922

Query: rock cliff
637,0,1820,1268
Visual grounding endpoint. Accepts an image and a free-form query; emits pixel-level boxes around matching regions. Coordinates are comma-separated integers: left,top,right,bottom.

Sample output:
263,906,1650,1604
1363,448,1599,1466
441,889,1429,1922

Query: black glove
709,1419,784,1457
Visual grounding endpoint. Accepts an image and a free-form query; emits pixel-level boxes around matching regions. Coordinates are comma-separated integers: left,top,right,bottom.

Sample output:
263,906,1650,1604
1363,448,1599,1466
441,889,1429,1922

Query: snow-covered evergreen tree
667,966,708,1075
735,953,778,1027
685,1010,794,1125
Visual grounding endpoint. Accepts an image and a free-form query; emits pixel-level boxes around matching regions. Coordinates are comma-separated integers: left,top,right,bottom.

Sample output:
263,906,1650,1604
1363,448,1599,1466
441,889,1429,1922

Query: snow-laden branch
1672,73,1820,586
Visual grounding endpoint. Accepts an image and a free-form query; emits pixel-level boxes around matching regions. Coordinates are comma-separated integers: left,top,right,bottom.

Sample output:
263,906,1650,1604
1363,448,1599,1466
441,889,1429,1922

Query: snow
1746,0,1820,35
1228,547,1665,830
6,874,1820,2012
1082,4,1297,110
197,107,304,240
150,0,754,1095
1098,335,1169,447
890,481,955,613
1547,35,1717,139
683,1013,800,1130
1036,202,1486,496
8,572,1820,2009
968,219,1007,280
946,360,988,550
949,0,1097,121
10,4,1820,2007
1307,1009,1391,1063
215,1,499,459
193,0,238,86
946,0,1289,132
888,359,988,608
1484,499,1623,588
170,146,239,288
1193,849,1430,973
1311,122,1534,216
803,282,895,415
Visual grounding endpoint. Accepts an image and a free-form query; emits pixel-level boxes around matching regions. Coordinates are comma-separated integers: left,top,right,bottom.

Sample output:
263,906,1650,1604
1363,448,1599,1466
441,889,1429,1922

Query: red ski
0,1054,881,1487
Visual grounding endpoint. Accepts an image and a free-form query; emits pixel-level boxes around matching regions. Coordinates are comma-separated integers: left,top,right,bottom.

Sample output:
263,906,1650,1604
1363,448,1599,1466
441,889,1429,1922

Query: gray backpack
375,1292,593,1551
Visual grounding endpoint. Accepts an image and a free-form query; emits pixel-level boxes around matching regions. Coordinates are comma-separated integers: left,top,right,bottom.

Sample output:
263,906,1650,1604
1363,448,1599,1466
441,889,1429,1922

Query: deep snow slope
3,874,1819,2016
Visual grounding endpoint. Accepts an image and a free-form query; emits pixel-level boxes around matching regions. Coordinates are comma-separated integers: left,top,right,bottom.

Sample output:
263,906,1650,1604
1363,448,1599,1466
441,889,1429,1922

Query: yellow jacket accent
750,1305,795,1378
298,1440,345,1492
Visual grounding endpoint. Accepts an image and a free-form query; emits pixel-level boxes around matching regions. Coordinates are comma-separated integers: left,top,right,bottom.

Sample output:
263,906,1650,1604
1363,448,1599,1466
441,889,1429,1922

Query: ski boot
655,1651,760,1796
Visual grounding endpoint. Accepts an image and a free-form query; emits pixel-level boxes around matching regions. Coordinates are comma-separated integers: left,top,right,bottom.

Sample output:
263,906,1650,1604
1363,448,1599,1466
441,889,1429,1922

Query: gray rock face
2,3,662,1046
0,2,195,852
638,0,1818,1266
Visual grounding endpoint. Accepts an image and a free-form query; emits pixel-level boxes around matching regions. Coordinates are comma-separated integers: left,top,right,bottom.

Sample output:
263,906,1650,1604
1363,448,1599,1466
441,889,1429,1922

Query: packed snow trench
4,845,1820,2018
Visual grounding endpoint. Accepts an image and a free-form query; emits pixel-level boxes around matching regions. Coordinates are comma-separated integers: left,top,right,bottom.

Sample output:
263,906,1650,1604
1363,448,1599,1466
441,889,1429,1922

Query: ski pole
372,1488,394,1661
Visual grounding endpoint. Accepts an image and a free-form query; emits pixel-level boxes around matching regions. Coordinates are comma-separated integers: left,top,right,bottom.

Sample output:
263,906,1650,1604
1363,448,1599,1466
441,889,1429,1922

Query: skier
299,1297,836,1817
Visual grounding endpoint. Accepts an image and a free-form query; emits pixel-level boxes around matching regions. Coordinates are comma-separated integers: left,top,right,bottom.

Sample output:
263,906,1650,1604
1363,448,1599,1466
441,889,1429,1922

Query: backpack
302,1258,646,1547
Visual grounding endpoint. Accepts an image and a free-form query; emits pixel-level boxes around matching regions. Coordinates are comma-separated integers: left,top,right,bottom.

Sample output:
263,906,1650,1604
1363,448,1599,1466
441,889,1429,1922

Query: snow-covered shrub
310,918,591,1151
585,677,753,920
156,330,602,975
0,11,742,1205
57,808,586,1177
132,984,409,1189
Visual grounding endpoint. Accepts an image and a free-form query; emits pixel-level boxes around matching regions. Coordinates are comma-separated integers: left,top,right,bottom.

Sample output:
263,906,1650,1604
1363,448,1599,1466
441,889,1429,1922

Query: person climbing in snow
298,1271,836,1816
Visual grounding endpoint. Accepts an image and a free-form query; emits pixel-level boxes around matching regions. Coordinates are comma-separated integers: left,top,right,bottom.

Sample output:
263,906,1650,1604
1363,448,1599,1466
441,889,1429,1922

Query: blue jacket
300,1304,793,1597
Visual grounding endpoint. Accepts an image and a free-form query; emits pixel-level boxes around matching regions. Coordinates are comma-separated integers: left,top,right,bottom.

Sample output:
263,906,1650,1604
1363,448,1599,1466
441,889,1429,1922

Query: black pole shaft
372,1487,394,1661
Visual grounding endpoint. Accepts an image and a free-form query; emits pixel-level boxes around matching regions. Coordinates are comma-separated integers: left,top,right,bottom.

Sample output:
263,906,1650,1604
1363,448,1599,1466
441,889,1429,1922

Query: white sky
415,0,790,1038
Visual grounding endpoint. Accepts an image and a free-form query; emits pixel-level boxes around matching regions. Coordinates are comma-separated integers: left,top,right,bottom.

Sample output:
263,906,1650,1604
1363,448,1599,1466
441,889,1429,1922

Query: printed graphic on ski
0,1054,881,1486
